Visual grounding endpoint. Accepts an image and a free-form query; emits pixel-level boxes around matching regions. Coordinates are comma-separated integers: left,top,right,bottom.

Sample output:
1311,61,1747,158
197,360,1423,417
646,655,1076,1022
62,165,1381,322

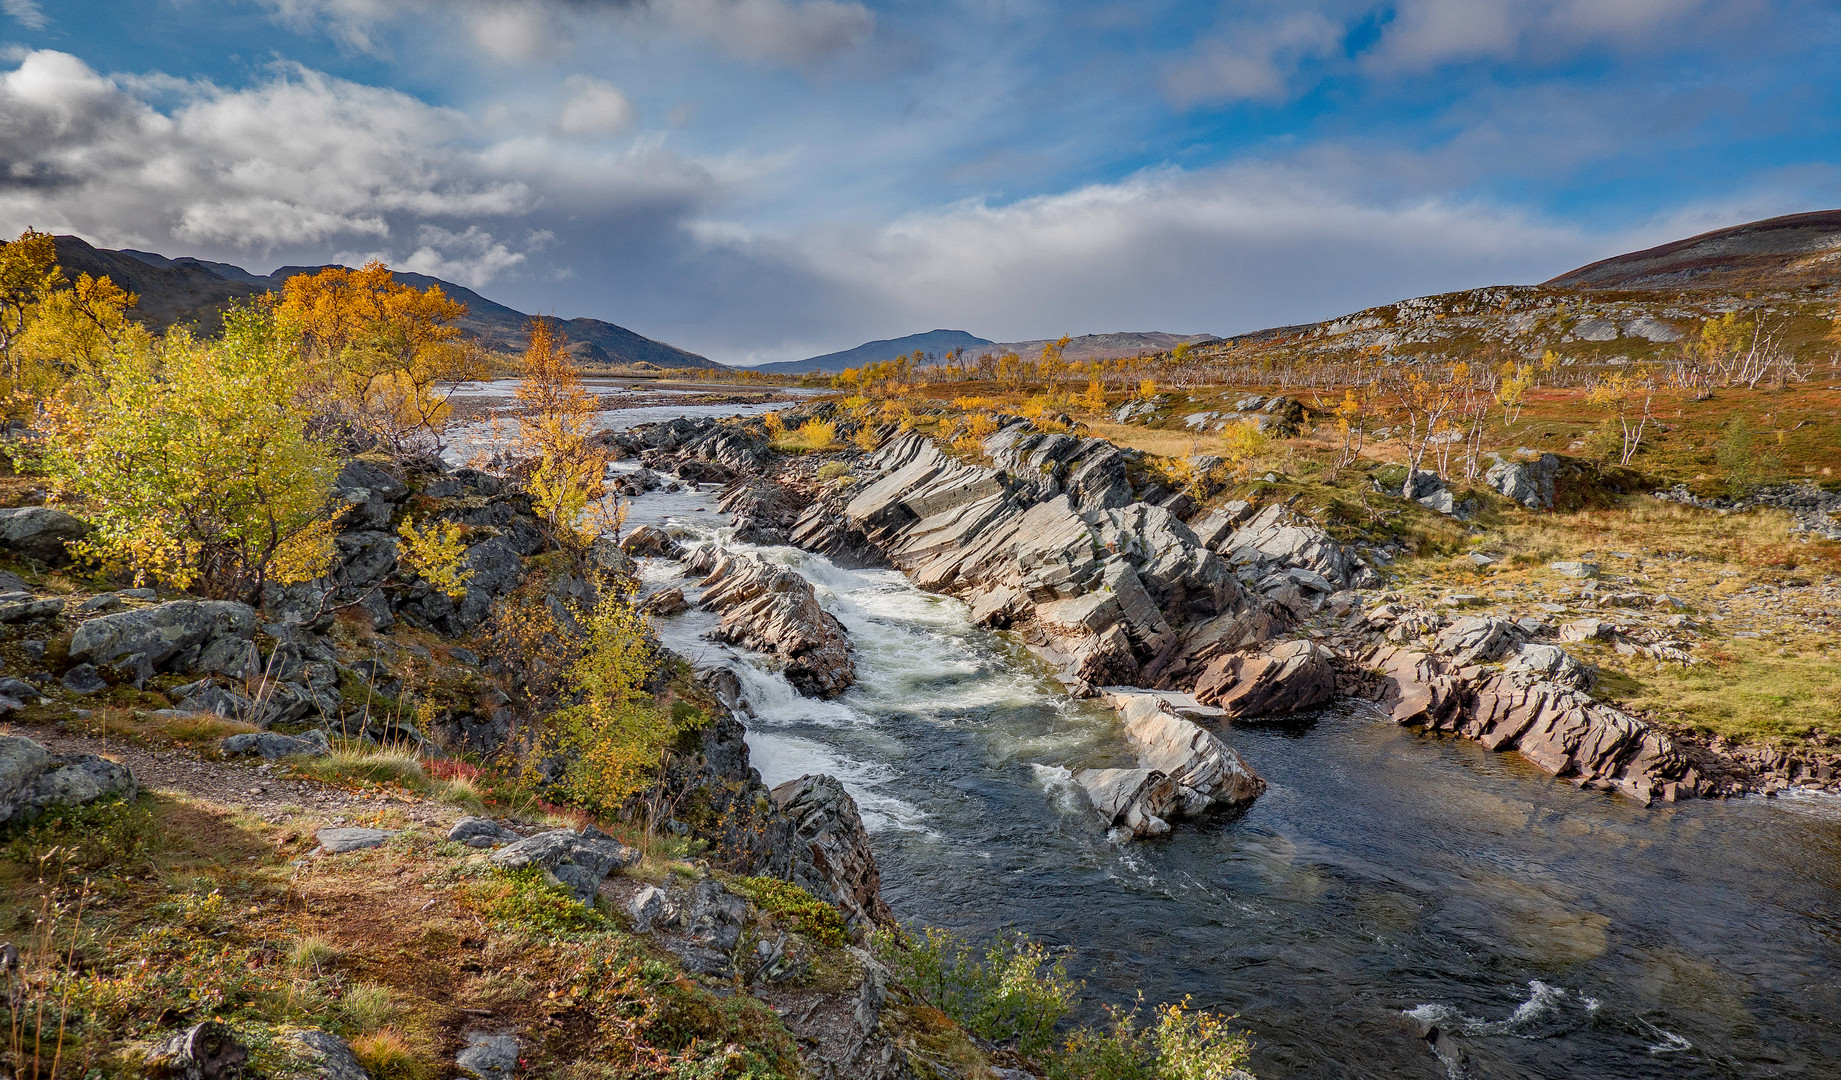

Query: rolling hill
1545,209,1841,291
752,329,994,374
978,331,1220,364
48,236,723,370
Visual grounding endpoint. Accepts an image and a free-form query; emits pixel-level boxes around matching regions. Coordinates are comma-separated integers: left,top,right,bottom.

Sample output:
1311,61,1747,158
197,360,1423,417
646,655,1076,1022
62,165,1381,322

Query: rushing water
615,469,1841,1080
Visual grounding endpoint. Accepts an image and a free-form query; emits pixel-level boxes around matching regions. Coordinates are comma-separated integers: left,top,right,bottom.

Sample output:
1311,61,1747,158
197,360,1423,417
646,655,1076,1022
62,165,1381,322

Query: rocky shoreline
611,409,1839,839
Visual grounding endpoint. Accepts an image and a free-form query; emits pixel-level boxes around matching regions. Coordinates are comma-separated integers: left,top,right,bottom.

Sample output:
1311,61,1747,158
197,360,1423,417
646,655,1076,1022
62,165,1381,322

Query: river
509,387,1841,1079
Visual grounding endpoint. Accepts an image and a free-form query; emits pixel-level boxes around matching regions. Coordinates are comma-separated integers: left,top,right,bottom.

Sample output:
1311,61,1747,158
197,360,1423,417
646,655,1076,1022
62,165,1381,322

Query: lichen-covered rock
69,600,257,682
143,1020,247,1080
0,506,91,566
0,735,137,825
1432,615,1522,666
489,827,639,903
222,730,331,759
1485,453,1561,510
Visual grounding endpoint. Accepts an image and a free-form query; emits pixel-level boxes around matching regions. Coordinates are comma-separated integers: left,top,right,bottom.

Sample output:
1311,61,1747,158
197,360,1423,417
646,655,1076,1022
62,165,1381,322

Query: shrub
794,419,837,449
30,304,343,599
816,461,851,484
873,927,1075,1054
396,516,472,599
457,867,610,936
727,877,850,947
348,1028,431,1080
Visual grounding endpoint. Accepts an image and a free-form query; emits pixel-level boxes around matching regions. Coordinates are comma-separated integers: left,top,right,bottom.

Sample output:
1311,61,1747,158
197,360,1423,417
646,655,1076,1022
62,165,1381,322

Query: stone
222,730,331,759
0,735,138,825
144,1020,248,1080
1432,616,1520,666
0,506,91,566
666,877,749,976
0,594,63,622
770,774,895,926
1106,691,1263,820
1503,643,1595,691
1550,560,1599,579
0,570,28,593
69,600,258,681
455,1034,520,1080
489,828,640,903
1485,453,1560,510
60,663,109,695
1559,618,1616,643
640,587,689,616
282,1030,370,1080
620,525,681,559
315,827,398,854
626,884,675,933
447,816,519,848
1073,768,1177,837
1193,640,1337,718
78,592,123,613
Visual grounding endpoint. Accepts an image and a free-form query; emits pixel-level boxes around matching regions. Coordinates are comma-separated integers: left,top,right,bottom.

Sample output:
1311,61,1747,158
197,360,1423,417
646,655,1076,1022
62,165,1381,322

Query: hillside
50,236,723,369
1546,208,1841,291
980,331,1220,364
754,329,994,374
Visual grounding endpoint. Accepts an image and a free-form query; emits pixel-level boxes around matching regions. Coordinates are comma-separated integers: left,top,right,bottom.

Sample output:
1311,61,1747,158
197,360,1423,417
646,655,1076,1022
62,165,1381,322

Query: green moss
726,876,850,948
456,866,612,936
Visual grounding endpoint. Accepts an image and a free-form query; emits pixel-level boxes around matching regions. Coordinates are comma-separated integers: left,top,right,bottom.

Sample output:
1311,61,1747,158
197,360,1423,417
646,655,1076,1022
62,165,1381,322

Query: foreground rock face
770,774,896,927
692,549,854,698
69,600,258,683
0,735,138,824
1192,640,1338,719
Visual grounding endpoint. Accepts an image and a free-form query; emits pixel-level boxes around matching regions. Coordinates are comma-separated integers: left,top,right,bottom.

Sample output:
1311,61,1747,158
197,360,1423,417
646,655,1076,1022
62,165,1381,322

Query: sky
0,1,1836,364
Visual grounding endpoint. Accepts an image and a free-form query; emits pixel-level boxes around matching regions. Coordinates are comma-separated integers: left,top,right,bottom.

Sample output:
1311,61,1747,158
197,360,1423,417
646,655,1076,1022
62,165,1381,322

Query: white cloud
656,0,873,65
1163,12,1345,104
397,224,527,285
3,0,45,30
1364,0,1708,72
556,74,636,136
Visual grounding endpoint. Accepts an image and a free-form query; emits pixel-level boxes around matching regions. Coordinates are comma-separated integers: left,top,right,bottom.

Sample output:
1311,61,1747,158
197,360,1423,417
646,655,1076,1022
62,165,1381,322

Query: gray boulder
60,663,108,695
770,773,894,926
1433,616,1521,666
489,828,639,903
0,506,90,566
447,816,519,848
1485,453,1560,510
1504,643,1595,691
0,734,138,825
455,1034,519,1080
282,1030,371,1080
222,730,331,759
315,827,398,853
69,600,258,681
143,1020,247,1080
1073,767,1179,837
0,593,63,622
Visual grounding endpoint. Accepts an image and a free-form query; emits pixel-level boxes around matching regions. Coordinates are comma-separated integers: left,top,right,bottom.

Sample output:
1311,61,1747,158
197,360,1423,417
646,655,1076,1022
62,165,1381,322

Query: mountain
752,329,994,374
48,236,723,369
977,331,1219,364
1546,209,1841,291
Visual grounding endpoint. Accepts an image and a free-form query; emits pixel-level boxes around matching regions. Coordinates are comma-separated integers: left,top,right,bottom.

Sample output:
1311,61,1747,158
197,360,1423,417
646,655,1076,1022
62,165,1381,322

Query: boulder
489,828,640,903
621,525,681,559
626,884,676,933
221,730,331,759
641,587,689,616
0,506,90,566
1503,643,1595,692
1432,616,1521,666
1559,618,1616,643
1218,505,1375,591
770,774,895,926
664,877,749,976
332,458,409,531
1105,691,1264,819
69,600,258,682
0,735,138,825
1193,640,1338,718
281,1030,370,1080
0,593,63,622
1072,768,1179,837
143,1020,248,1080
1485,454,1560,510
455,1034,520,1080
315,827,398,854
447,816,519,848
60,663,108,695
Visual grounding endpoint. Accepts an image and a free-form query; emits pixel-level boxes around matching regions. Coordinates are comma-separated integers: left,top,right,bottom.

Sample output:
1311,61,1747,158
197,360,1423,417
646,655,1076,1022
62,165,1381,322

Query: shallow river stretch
608,453,1841,1080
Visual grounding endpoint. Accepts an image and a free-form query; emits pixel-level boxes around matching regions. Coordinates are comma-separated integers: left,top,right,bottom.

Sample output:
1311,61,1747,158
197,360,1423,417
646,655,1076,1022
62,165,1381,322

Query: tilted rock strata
691,549,855,698
1074,691,1266,836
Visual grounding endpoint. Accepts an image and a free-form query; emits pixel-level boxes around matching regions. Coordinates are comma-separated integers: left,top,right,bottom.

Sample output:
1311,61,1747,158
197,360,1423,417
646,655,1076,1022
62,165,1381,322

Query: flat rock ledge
687,548,855,698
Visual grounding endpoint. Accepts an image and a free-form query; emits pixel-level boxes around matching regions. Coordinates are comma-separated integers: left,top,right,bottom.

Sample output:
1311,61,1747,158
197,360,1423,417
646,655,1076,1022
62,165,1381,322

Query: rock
620,525,681,559
1432,616,1520,666
0,506,90,566
666,877,749,976
1193,640,1337,718
60,663,109,695
1550,560,1599,579
0,593,63,622
1367,647,1466,728
489,828,640,903
1073,767,1178,837
144,1020,248,1080
640,587,688,616
1559,618,1616,643
78,592,123,613
699,552,854,698
315,827,398,853
1103,691,1263,821
1504,643,1595,692
0,570,28,593
626,884,675,933
1485,453,1560,510
455,1034,520,1080
281,1030,370,1080
770,774,895,926
0,735,138,825
447,816,520,848
1219,504,1375,591
222,730,331,759
69,600,258,682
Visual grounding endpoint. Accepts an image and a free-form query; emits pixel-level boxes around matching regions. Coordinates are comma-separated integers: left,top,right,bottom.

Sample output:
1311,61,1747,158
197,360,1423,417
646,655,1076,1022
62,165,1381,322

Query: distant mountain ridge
753,329,994,374
1545,209,1841,291
977,331,1219,364
48,236,723,370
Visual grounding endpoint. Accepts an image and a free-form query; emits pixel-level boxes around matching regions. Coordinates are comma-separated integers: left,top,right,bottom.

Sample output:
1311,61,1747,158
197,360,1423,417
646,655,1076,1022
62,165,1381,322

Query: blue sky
1,0,1836,363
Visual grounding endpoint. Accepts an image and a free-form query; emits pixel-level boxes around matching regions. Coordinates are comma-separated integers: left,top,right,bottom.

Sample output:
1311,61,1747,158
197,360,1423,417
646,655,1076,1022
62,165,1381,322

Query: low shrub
456,867,610,937
726,877,850,947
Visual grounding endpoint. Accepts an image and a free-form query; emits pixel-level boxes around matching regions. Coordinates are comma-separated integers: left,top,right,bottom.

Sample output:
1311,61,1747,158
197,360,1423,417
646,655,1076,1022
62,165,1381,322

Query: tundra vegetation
0,230,1248,1080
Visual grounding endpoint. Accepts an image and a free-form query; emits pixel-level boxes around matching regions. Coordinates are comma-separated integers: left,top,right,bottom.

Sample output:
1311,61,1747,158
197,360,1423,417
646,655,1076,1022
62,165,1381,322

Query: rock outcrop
693,550,854,698
489,827,642,903
1073,690,1265,836
1192,640,1338,719
69,600,258,683
770,774,896,927
0,735,138,824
